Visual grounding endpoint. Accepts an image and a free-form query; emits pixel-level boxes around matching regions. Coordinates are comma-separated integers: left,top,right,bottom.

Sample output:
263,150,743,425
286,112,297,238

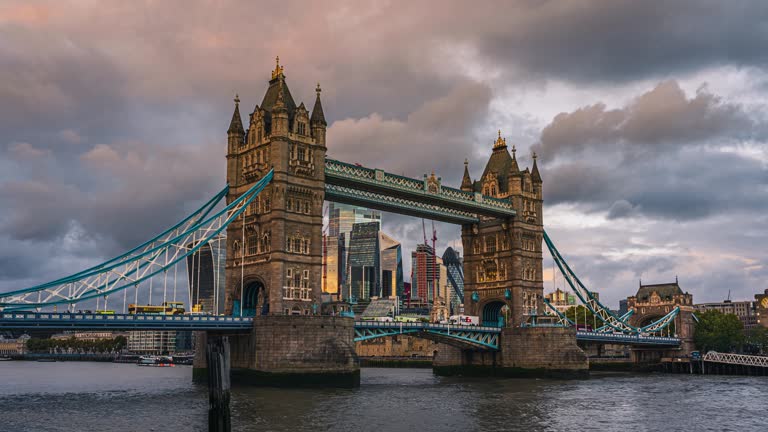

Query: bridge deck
0,312,253,332
0,313,681,347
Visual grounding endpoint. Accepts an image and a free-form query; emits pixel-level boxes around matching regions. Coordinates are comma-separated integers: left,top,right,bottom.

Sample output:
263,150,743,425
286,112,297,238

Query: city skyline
1,1,767,309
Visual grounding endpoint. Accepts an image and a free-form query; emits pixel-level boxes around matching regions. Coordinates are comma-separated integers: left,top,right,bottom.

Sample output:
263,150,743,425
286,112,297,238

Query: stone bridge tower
627,280,696,355
460,131,544,327
224,58,327,317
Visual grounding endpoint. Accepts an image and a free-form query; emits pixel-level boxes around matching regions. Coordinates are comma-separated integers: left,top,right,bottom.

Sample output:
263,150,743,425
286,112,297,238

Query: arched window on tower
247,231,258,255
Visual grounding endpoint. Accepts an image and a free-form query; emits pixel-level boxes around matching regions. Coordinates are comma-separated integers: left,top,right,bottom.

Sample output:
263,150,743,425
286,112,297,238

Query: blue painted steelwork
0,312,253,332
543,230,679,336
324,158,516,224
542,299,574,327
354,321,500,350
575,331,680,346
0,171,274,310
595,310,634,332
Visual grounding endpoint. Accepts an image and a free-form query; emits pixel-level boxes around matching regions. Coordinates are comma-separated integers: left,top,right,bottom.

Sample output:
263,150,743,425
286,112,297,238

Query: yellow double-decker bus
128,301,185,315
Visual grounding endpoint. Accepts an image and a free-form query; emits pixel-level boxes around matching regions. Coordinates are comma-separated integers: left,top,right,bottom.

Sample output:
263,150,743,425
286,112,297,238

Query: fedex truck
448,315,479,326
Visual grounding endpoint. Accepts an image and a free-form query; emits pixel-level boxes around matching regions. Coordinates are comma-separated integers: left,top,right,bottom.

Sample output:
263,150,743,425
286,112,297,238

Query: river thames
0,362,765,431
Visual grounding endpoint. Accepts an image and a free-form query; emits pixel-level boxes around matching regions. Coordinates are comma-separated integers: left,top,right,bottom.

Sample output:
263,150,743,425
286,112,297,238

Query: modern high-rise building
696,299,758,329
347,222,381,300
412,244,438,302
322,235,343,295
545,288,578,313
327,203,380,295
128,331,177,354
328,203,381,247
379,232,403,298
186,234,226,314
442,247,464,313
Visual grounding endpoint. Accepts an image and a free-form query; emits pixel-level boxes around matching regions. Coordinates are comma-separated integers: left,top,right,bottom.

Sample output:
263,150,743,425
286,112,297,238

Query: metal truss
325,158,516,221
542,299,574,327
325,183,478,224
0,171,274,311
0,311,253,332
543,230,678,336
595,310,633,332
354,321,500,350
575,331,680,346
703,351,768,368
639,307,679,333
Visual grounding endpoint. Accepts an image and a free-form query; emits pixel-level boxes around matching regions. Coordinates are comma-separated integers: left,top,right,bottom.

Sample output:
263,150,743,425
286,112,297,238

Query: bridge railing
576,330,680,345
354,320,501,333
703,351,768,367
0,312,254,330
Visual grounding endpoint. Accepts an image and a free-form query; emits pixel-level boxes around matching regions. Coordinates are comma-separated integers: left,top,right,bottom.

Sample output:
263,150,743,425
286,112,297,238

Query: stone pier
433,327,588,378
194,315,359,387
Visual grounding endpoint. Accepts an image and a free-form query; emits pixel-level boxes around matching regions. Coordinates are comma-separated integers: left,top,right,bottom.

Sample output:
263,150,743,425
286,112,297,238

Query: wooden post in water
206,335,231,432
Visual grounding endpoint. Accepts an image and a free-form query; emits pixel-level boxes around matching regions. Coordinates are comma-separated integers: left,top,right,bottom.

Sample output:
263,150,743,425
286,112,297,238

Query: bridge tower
627,280,696,360
224,57,327,317
460,132,544,327
197,58,358,387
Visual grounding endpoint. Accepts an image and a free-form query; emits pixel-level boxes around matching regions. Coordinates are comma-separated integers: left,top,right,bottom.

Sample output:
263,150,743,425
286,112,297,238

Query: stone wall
356,335,438,358
194,316,359,387
434,327,588,378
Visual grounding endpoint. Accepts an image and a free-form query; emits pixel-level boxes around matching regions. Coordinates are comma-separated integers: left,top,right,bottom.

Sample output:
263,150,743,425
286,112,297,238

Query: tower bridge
0,58,692,385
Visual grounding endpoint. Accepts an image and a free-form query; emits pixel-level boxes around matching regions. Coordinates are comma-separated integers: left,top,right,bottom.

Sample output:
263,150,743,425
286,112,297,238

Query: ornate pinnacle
316,82,322,96
234,93,240,105
272,55,284,79
493,129,507,149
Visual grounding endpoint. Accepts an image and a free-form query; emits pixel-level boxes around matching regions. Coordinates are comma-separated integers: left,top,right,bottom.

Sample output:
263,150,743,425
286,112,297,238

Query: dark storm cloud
545,149,768,221
536,81,768,221
471,1,768,83
535,81,758,160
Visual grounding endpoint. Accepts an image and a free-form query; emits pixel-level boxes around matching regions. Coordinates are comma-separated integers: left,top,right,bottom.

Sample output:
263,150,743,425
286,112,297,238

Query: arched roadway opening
242,280,268,317
482,301,507,327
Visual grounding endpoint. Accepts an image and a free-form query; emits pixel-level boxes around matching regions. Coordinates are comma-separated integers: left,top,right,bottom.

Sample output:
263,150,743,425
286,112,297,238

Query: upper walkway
324,158,516,224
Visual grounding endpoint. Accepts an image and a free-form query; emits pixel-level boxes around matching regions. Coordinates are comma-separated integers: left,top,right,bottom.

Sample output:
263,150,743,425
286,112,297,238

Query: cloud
535,81,758,160
7,142,50,160
328,81,493,179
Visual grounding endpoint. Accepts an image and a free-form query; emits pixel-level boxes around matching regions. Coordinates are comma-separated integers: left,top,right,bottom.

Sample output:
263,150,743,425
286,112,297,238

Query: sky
1,0,767,308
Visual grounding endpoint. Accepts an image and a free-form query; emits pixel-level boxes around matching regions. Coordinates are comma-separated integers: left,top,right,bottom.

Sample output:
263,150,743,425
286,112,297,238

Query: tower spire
271,56,284,80
461,158,472,191
509,143,520,173
310,82,327,126
227,93,244,134
531,151,542,183
493,129,507,150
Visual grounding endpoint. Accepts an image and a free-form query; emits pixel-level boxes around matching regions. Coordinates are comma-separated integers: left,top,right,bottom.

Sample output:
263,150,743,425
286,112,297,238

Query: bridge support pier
433,327,588,378
194,315,359,387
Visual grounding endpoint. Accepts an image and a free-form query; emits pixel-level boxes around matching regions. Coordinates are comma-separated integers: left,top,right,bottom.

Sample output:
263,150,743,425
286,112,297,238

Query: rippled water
0,362,765,432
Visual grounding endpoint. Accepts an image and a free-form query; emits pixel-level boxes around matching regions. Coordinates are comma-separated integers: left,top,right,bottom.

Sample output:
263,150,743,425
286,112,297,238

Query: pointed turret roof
477,130,513,193
531,152,542,183
311,83,327,126
227,94,244,134
259,57,297,132
509,144,520,174
461,159,472,190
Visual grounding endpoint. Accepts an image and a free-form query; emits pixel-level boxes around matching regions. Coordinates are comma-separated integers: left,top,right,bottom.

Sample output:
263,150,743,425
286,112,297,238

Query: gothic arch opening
482,301,507,327
242,280,268,317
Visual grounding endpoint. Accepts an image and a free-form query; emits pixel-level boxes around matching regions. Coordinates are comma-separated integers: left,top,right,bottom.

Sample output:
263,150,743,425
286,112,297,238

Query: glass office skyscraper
186,234,226,314
347,222,381,300
380,232,403,298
